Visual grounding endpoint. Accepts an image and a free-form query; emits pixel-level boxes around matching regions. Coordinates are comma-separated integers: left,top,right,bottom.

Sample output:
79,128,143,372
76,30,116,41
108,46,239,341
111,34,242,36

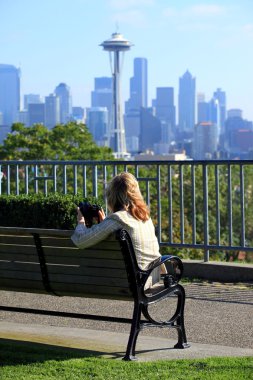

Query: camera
78,201,101,228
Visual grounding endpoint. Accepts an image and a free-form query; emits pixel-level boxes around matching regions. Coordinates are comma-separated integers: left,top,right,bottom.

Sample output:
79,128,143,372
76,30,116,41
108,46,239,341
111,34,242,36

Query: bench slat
0,236,34,245
0,252,39,263
0,252,126,268
0,261,128,278
0,227,73,237
0,269,128,286
42,246,123,260
0,245,37,255
40,237,121,251
0,278,132,299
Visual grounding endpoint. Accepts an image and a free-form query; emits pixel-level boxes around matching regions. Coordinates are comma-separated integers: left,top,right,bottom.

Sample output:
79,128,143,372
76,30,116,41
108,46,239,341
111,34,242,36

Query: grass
0,339,252,380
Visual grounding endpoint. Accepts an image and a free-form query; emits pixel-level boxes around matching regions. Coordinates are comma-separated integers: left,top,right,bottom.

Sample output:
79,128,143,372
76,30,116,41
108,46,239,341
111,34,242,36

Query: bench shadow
0,338,124,366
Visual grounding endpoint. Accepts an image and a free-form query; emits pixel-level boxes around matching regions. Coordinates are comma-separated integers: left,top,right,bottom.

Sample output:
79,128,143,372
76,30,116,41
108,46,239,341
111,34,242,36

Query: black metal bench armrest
145,255,179,273
141,255,184,288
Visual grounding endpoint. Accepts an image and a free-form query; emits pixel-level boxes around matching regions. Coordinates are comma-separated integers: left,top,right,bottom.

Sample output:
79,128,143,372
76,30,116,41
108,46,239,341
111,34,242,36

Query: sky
1,0,253,121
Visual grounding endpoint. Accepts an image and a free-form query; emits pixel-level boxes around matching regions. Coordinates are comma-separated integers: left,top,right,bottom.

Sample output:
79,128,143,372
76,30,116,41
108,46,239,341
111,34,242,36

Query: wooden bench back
0,227,133,300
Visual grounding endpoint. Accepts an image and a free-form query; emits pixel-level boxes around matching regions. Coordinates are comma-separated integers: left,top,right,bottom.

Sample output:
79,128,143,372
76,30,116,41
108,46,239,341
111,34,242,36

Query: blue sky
1,0,253,120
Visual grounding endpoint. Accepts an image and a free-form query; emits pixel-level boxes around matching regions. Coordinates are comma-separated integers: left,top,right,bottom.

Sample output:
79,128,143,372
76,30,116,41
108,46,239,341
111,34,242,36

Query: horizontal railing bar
2,159,253,165
160,242,253,251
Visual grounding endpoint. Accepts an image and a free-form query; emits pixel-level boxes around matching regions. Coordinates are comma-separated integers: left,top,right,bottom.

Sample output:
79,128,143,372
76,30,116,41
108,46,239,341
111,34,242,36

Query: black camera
78,201,101,228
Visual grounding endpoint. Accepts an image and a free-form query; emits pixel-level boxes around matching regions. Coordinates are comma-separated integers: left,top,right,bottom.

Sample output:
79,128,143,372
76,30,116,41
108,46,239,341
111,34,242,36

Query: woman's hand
98,208,105,222
77,207,85,225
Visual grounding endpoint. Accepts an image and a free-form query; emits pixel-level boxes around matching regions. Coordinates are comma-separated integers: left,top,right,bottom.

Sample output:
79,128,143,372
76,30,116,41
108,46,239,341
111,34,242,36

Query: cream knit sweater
71,210,161,271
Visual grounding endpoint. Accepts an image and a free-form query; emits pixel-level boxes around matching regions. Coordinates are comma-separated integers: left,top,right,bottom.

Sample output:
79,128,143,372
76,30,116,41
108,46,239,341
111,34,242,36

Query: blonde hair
106,172,150,221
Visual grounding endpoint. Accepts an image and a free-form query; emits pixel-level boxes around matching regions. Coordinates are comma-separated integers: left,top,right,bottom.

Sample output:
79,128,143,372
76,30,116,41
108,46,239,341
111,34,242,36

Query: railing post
157,165,161,243
203,164,209,262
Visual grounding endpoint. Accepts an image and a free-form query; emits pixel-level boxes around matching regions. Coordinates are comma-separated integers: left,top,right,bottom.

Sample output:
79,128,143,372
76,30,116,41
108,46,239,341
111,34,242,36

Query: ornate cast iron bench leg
123,300,143,361
173,284,190,349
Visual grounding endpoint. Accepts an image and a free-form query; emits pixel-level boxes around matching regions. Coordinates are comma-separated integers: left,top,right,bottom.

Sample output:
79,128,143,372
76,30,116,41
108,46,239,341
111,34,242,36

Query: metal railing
1,159,253,262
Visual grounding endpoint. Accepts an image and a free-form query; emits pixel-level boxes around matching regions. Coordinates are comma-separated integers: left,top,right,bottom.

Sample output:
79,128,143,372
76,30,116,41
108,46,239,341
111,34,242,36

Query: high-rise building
193,122,218,159
155,87,175,144
224,111,253,157
91,77,112,112
55,83,72,124
45,94,60,129
72,106,85,123
24,94,41,111
178,70,196,135
227,109,243,118
28,103,45,126
197,93,209,123
213,88,226,135
124,58,148,153
0,64,20,126
90,77,112,145
140,107,161,152
86,107,108,146
125,57,148,114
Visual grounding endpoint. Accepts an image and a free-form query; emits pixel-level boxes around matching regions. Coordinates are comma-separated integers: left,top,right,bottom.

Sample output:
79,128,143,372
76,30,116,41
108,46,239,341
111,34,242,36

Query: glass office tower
0,64,20,126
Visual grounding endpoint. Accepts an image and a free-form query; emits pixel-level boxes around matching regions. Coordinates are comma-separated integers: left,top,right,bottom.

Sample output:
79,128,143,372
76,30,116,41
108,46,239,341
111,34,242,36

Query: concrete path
0,282,252,361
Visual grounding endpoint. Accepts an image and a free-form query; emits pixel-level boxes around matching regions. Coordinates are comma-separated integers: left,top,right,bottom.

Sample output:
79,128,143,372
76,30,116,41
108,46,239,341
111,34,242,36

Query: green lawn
0,339,252,380
0,339,253,380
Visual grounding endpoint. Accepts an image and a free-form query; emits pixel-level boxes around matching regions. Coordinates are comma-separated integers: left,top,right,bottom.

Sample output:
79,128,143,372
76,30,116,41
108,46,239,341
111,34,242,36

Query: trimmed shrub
0,194,104,230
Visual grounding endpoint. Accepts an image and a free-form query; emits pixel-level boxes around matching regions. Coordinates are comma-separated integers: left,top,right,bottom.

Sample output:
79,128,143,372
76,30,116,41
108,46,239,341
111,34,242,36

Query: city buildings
1,53,252,160
0,64,20,126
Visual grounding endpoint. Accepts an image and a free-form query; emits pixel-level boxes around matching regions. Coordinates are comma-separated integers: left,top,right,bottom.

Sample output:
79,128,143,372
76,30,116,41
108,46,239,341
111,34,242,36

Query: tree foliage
0,122,113,160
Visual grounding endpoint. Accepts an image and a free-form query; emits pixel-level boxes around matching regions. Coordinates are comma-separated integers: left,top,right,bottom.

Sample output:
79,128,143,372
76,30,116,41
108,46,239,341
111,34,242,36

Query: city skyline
1,0,253,121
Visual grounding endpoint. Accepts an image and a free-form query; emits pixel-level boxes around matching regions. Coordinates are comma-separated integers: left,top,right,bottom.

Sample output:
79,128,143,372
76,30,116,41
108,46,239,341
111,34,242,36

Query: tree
0,122,113,160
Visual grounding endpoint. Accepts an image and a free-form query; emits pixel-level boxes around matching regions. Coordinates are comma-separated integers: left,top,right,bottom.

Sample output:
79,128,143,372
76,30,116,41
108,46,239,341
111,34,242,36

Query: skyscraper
213,88,226,135
55,83,72,124
140,108,161,152
193,122,218,159
125,57,148,114
0,64,20,126
178,70,196,135
90,77,112,145
24,94,41,111
28,103,45,126
86,107,108,146
91,77,112,113
124,58,148,153
45,94,60,129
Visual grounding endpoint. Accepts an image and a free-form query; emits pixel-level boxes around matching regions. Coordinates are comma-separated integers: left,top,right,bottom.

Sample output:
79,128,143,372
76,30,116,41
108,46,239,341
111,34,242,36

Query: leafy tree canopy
0,122,113,160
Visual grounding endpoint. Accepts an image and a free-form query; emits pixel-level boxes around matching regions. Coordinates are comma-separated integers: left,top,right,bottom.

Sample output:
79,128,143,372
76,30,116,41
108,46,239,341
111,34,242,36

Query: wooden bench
0,226,190,360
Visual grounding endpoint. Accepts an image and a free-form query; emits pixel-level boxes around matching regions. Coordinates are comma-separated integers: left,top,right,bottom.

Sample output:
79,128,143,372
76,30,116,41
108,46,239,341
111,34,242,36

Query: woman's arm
71,217,121,249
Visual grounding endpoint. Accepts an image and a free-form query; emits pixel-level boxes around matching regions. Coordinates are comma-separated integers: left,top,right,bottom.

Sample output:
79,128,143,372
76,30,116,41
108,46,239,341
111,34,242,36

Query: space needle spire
100,32,133,158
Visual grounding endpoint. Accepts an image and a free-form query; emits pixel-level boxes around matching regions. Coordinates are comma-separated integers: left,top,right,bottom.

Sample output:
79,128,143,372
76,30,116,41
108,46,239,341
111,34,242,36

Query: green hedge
0,194,104,230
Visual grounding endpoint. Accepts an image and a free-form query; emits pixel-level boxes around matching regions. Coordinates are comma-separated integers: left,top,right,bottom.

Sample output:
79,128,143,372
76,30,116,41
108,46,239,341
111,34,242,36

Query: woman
71,172,161,273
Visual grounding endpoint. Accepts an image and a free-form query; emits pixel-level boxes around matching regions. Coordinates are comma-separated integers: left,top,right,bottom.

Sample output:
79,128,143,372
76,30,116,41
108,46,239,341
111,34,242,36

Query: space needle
100,32,133,158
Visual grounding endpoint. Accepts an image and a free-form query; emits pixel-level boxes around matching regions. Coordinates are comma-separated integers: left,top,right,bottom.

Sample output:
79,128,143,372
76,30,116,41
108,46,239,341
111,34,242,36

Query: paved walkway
0,282,252,361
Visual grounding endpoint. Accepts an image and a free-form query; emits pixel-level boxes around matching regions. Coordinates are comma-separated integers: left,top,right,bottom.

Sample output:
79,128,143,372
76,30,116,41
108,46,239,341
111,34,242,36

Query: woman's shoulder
109,210,152,225
108,210,130,221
